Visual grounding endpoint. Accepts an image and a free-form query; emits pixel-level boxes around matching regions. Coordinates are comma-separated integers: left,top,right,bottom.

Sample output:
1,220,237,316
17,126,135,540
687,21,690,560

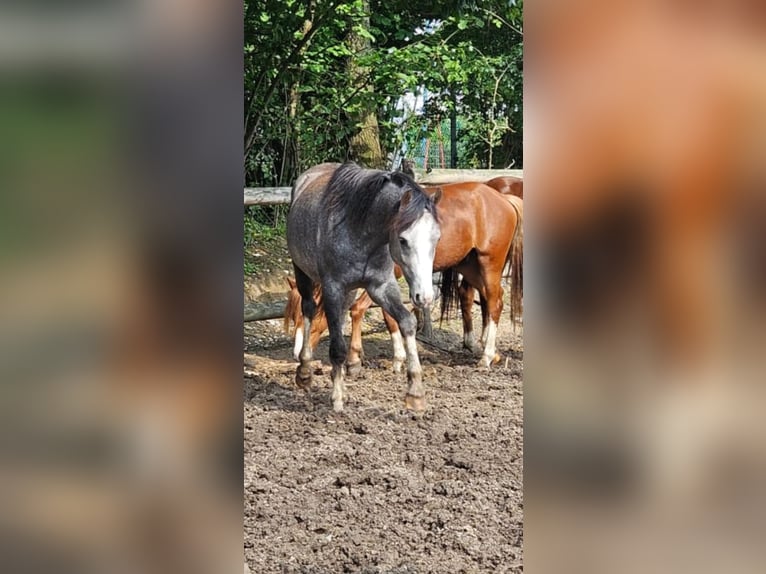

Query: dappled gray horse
287,162,442,412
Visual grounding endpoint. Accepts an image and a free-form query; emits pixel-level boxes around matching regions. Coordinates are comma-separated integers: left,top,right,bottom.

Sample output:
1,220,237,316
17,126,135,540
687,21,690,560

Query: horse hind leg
293,324,304,363
346,291,372,377
479,296,489,346
293,267,317,390
478,264,504,369
290,291,325,363
459,279,480,354
323,283,350,412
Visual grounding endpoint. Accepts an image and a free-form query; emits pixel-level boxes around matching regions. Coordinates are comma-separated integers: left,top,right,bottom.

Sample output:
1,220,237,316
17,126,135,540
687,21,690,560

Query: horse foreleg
347,291,373,377
459,279,480,353
479,296,490,346
296,316,315,389
420,306,434,338
323,283,350,412
478,266,504,368
383,308,406,373
294,268,316,389
368,279,425,411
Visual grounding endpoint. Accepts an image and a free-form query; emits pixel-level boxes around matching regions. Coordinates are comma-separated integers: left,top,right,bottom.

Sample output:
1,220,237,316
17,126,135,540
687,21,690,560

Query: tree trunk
346,0,385,169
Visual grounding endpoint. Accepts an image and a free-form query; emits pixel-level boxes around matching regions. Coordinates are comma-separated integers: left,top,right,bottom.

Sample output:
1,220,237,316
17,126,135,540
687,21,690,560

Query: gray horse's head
389,185,443,308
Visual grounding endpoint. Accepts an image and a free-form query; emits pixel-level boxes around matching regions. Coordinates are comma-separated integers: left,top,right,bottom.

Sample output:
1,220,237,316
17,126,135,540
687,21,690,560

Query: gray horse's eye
398,237,409,249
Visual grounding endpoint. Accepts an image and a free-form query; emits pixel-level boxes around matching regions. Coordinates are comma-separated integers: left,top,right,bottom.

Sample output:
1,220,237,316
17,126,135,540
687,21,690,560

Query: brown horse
485,175,524,199
285,182,523,368
453,192,523,353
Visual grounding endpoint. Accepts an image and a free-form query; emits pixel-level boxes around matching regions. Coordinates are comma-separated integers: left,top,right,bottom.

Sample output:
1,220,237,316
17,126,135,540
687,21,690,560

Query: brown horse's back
485,176,523,199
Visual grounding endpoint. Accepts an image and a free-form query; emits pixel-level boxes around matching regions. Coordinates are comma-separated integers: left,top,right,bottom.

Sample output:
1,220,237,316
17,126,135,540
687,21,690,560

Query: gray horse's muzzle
410,284,434,309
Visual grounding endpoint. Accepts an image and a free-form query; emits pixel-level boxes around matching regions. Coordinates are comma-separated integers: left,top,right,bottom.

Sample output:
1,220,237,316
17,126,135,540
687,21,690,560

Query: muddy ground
244,293,523,573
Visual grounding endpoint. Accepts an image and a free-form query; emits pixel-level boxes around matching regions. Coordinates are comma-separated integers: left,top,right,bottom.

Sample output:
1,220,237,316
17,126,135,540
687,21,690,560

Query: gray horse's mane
323,162,437,234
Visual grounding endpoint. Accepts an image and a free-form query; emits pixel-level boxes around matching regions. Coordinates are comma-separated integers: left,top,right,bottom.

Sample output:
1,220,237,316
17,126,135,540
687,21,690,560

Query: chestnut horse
451,192,523,354
285,182,523,368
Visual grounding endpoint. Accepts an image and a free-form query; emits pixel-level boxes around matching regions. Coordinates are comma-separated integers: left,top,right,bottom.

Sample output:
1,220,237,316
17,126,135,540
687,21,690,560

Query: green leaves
245,0,524,187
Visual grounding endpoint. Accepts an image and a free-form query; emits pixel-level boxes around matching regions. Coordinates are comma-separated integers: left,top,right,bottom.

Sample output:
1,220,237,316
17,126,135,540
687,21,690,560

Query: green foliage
244,205,287,248
243,205,288,274
244,0,523,188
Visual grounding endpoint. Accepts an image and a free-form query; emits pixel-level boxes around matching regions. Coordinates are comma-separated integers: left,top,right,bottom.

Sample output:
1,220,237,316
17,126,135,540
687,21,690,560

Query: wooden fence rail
244,187,292,206
416,168,523,185
244,169,523,206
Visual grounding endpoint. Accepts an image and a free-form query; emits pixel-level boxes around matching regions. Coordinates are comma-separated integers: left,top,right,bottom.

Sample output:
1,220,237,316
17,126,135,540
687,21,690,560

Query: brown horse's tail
439,267,461,325
505,198,524,329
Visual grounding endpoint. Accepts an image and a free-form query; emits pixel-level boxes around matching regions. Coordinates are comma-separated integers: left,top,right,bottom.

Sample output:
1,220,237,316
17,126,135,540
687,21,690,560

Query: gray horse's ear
430,187,443,204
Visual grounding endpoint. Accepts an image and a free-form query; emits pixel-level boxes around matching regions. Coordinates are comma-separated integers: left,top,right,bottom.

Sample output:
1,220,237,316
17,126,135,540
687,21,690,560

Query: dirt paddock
244,301,523,573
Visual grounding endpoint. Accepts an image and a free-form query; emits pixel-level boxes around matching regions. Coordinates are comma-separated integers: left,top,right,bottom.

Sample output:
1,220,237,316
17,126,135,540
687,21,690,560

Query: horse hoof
477,356,492,370
404,394,426,412
392,358,405,374
332,399,345,412
346,361,363,378
463,342,481,355
295,367,312,390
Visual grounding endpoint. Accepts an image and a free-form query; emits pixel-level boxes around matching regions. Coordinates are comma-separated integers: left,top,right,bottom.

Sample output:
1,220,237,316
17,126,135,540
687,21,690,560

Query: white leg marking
299,317,312,363
404,334,424,395
293,327,304,362
390,331,406,373
331,364,345,412
480,320,498,368
295,316,314,388
405,335,422,372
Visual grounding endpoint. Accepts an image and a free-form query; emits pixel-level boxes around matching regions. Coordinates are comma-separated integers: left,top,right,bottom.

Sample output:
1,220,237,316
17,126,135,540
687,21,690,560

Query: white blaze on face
397,210,439,308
